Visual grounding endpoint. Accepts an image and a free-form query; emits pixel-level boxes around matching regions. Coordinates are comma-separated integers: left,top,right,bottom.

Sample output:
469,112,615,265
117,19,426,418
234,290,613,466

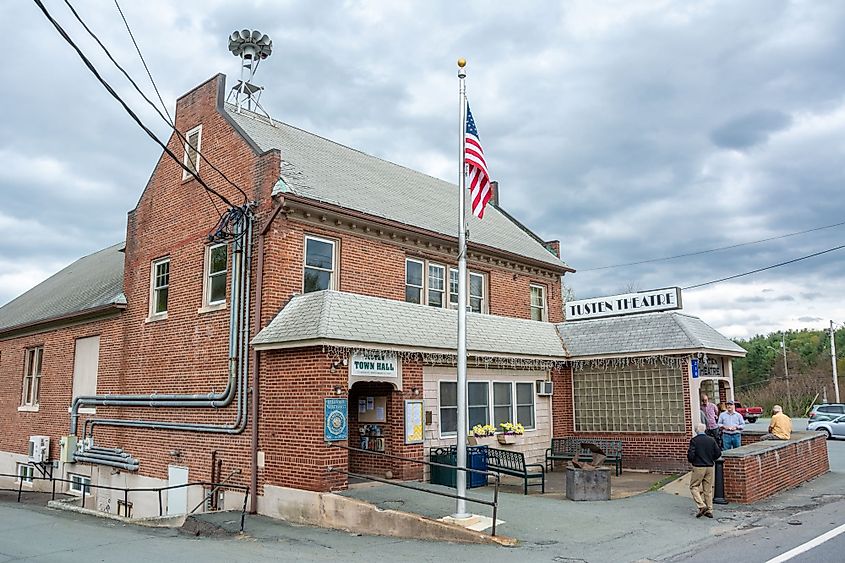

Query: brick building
0,73,743,519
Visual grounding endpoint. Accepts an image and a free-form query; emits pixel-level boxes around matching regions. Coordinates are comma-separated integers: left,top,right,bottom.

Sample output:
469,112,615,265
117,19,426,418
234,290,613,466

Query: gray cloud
798,316,824,322
2,0,844,339
710,110,793,150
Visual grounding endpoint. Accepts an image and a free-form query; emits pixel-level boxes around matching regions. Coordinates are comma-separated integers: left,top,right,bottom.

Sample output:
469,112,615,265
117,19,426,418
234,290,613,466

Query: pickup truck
734,402,763,423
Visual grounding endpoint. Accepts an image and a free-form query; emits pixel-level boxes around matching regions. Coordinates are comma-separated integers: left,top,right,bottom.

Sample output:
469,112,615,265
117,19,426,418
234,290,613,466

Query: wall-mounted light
330,358,348,372
332,385,345,396
411,387,420,396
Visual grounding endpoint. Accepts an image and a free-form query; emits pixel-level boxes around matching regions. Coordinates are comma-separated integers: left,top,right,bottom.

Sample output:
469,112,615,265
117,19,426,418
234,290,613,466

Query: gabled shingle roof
555,312,746,358
0,243,126,335
251,290,567,359
225,106,570,271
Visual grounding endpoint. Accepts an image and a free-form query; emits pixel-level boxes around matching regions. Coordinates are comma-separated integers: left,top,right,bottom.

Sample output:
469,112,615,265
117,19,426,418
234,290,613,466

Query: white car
807,415,845,439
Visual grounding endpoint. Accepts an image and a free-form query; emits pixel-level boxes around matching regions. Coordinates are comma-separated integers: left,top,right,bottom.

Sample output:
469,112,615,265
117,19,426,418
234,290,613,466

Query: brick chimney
545,240,561,258
489,180,499,206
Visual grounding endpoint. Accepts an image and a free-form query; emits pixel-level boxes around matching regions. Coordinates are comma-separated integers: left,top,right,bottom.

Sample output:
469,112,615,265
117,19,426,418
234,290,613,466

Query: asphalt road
0,422,841,562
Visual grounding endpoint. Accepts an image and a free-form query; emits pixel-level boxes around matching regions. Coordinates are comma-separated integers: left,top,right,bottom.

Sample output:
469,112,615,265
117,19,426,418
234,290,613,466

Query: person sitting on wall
688,422,721,519
760,405,791,440
717,400,745,450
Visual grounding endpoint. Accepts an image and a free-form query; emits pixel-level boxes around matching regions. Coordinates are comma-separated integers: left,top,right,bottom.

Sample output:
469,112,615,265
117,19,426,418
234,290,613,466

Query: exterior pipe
249,198,284,513
82,214,253,441
74,455,139,471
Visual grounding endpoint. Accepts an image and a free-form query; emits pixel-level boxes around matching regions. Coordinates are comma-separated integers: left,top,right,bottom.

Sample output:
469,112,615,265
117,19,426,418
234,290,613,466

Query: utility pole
781,332,792,415
830,320,840,403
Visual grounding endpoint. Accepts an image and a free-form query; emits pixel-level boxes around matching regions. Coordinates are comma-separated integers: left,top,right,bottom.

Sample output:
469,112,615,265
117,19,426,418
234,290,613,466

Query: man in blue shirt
717,400,745,450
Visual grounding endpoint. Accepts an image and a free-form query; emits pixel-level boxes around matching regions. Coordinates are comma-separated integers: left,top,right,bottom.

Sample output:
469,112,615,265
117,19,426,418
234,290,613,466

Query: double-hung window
515,382,535,428
468,382,489,429
21,347,42,407
530,284,547,321
469,272,485,313
428,264,445,307
439,381,458,434
405,259,424,303
150,258,170,317
182,125,201,180
303,235,337,293
492,382,513,427
17,463,34,484
69,473,92,495
204,243,228,307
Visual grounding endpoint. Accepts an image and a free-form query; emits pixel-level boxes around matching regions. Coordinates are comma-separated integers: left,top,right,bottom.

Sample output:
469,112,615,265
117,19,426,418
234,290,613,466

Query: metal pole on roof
454,58,470,519
781,332,792,415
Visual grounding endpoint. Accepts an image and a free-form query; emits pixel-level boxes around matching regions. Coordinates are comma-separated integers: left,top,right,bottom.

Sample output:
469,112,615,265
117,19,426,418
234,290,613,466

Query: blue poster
324,398,348,441
691,359,699,378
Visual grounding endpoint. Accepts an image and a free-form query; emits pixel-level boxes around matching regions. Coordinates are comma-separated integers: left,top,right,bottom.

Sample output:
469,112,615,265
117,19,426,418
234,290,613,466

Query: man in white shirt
717,400,745,450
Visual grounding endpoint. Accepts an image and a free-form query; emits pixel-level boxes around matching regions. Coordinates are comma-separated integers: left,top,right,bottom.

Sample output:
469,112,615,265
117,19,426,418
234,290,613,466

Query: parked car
733,401,763,423
807,415,845,439
808,403,845,422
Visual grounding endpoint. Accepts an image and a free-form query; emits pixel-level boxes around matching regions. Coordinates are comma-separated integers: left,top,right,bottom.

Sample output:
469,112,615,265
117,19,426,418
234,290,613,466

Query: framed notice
324,398,348,442
404,400,424,445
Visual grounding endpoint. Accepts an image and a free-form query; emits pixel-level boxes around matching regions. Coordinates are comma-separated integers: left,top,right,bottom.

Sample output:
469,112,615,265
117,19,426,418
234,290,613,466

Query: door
167,465,189,515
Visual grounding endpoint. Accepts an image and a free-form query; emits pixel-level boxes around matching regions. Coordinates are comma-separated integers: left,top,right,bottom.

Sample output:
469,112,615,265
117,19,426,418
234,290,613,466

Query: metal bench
546,438,623,476
485,447,545,495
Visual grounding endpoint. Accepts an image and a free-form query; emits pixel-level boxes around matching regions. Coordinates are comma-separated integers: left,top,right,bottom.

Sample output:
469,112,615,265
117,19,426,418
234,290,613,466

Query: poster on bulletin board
324,398,348,441
404,400,424,444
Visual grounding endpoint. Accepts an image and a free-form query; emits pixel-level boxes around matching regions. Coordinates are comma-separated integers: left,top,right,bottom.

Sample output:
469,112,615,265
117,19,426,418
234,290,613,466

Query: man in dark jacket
688,422,722,518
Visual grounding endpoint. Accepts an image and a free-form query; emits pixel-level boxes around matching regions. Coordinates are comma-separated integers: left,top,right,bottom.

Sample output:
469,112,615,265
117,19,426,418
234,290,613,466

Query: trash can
429,446,489,489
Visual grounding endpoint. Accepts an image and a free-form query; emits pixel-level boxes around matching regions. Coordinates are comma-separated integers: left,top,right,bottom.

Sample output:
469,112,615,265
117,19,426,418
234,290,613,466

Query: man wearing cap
717,400,745,450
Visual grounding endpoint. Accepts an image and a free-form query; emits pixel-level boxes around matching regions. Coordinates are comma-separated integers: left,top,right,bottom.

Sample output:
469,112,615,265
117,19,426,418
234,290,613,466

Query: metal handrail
328,443,500,536
0,472,250,532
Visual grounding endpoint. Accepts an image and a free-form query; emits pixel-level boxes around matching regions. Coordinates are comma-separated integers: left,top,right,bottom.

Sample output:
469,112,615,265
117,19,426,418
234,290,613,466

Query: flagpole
454,57,470,519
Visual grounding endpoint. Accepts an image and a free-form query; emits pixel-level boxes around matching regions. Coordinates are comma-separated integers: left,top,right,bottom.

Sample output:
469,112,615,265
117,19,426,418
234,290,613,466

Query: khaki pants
689,466,715,511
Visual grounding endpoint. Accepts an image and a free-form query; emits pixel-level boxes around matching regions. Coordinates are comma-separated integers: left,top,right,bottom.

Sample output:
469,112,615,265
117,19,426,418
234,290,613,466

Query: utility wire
683,243,845,290
60,0,249,206
581,220,845,272
33,0,237,208
112,0,172,125
102,0,220,215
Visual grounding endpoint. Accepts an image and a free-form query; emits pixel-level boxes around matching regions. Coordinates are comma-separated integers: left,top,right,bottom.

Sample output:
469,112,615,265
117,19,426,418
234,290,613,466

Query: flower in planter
499,422,525,435
470,424,497,437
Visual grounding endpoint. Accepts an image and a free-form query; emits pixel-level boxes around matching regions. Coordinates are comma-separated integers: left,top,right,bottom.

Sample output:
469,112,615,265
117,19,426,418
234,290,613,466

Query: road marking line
766,521,845,563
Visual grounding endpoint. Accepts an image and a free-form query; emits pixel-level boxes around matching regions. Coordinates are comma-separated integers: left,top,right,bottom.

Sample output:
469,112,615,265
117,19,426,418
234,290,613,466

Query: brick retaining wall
722,431,829,503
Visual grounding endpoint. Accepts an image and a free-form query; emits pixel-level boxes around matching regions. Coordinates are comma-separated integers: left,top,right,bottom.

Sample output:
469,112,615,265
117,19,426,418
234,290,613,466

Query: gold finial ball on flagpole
457,58,466,68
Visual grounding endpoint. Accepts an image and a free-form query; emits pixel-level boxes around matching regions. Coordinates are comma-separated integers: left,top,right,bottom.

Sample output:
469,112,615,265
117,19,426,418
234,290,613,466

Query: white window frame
468,271,486,314
149,258,170,319
182,125,202,180
437,378,537,437
530,283,547,321
427,263,446,308
21,346,43,407
515,381,536,430
16,463,34,485
405,258,425,304
438,380,458,437
467,381,490,430
303,235,338,292
68,473,92,496
202,243,228,309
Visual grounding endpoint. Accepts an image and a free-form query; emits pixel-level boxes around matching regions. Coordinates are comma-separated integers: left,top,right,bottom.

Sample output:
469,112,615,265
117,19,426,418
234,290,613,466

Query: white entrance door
167,465,189,516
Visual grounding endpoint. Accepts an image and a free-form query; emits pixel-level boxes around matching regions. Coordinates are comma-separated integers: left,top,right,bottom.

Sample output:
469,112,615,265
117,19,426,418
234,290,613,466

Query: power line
112,0,172,125
580,220,845,272
683,243,845,290
33,0,237,208
60,0,249,206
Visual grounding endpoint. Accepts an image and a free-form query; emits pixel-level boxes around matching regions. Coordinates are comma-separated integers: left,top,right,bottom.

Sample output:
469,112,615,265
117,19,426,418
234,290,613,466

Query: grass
648,473,682,492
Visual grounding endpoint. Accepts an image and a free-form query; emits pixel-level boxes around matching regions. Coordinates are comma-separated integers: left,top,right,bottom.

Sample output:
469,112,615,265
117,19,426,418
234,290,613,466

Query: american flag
465,103,491,219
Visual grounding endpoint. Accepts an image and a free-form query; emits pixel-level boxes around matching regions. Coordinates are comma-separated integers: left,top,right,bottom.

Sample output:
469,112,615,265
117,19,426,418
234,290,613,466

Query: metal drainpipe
80,214,254,441
73,455,139,471
250,199,284,514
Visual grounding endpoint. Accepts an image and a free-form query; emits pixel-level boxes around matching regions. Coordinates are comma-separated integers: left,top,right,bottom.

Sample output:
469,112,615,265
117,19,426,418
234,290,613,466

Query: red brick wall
0,316,122,462
722,433,829,503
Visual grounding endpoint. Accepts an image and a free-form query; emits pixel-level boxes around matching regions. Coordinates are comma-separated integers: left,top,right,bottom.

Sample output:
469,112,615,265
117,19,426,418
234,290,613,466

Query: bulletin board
404,400,424,444
357,395,387,423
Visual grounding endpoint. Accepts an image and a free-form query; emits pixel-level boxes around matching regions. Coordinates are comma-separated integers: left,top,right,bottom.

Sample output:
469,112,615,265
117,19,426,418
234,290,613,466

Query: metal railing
0,472,250,532
328,443,500,536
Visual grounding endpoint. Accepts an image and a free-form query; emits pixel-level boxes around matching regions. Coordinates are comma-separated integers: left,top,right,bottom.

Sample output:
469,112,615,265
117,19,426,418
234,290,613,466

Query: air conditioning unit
535,380,554,396
28,436,50,463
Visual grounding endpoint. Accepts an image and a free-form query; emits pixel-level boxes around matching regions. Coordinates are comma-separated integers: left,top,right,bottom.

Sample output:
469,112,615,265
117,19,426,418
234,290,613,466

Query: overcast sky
1,0,844,339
